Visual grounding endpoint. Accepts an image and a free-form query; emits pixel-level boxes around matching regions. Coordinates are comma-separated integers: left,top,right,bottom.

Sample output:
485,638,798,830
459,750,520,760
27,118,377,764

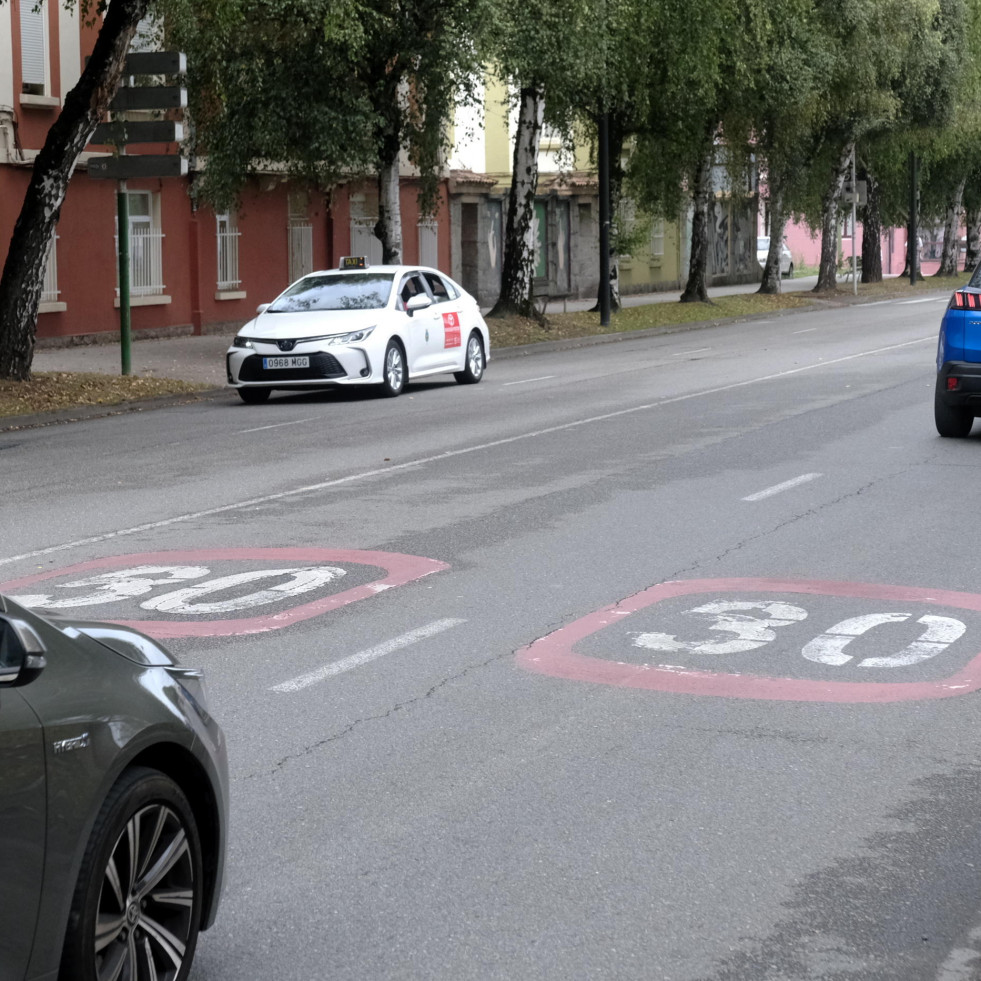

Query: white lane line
271,618,466,691
742,473,823,502
238,417,318,434
503,375,556,386
0,336,932,568
898,297,944,305
793,327,818,334
860,300,895,307
673,348,712,357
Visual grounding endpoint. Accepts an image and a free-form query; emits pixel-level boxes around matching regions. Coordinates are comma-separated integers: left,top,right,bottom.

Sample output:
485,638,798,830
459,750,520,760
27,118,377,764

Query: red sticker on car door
442,311,461,348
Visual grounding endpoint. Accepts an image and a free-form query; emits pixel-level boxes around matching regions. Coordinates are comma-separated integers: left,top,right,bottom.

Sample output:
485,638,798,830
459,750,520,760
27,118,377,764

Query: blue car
936,273,981,436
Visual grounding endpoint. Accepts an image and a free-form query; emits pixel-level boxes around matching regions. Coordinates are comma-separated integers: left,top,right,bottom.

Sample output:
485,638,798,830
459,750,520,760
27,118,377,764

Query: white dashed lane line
742,473,823,502
237,417,319,434
0,335,930,569
503,376,556,387
270,618,467,691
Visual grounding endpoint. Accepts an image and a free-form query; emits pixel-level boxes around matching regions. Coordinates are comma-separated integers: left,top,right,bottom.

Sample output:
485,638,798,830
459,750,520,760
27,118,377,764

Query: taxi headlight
233,336,255,349
325,327,375,346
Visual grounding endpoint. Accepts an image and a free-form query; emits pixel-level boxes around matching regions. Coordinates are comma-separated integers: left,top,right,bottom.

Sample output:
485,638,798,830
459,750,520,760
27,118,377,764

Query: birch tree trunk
680,148,713,303
860,172,882,283
814,144,853,292
964,205,981,272
488,85,544,320
375,152,404,265
759,187,785,295
0,0,150,380
937,176,966,277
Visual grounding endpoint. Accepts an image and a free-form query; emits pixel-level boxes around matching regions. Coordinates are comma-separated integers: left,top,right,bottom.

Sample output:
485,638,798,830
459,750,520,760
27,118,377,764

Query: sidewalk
31,272,915,388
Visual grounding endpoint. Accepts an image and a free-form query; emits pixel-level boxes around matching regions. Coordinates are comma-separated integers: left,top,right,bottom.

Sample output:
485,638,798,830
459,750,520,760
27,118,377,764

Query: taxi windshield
268,273,395,313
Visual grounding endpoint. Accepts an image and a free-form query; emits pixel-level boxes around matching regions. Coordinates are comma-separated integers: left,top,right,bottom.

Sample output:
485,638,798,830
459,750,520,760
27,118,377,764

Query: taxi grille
238,353,346,382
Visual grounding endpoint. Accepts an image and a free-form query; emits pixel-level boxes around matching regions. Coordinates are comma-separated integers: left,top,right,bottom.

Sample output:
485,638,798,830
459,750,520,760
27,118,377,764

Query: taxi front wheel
455,332,485,385
380,340,406,397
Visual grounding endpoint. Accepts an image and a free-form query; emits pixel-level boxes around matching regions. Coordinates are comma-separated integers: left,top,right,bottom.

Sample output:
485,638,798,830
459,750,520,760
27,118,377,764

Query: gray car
0,593,227,981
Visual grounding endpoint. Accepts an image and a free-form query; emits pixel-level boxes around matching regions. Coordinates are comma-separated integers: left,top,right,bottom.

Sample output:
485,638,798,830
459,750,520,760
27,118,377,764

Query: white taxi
226,258,490,403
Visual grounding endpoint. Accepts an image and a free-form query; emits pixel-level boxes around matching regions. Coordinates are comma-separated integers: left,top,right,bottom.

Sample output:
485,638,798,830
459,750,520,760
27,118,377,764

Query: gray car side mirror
0,617,47,687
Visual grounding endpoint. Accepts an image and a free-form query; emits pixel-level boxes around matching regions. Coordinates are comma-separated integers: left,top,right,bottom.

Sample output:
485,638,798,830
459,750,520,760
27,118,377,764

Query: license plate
263,356,309,369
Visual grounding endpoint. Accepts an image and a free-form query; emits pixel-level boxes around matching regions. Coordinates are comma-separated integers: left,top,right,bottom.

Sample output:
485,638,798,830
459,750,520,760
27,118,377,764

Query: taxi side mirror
0,617,47,688
406,294,432,316
256,303,270,315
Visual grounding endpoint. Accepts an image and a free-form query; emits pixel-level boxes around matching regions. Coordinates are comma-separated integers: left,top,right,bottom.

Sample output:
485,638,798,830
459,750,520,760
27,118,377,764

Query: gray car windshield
268,273,395,312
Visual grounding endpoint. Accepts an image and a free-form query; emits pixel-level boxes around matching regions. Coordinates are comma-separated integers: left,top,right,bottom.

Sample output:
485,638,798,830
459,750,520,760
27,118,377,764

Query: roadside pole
86,50,187,375
598,111,611,327
909,151,918,287
117,180,131,375
851,148,857,297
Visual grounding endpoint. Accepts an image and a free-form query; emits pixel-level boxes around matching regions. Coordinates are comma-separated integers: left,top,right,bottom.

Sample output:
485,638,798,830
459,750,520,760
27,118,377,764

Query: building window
20,1,48,96
418,220,438,268
288,190,313,282
115,191,164,296
216,213,241,290
651,219,665,258
349,193,384,265
41,231,59,303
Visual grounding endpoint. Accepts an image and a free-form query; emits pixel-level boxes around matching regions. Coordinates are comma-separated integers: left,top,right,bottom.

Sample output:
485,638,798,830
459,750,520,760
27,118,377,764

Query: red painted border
0,548,449,638
515,578,981,703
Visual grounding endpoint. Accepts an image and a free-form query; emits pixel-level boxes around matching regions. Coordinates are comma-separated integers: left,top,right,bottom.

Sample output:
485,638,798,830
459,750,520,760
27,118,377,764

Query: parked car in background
0,593,227,981
226,258,491,403
757,236,794,278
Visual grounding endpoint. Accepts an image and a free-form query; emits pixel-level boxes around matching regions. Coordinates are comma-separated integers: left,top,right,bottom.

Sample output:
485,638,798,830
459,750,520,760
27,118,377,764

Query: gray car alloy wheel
95,802,196,980
61,767,203,981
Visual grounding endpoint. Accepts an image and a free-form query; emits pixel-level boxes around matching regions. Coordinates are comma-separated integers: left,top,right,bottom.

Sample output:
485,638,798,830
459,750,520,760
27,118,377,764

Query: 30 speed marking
0,548,449,638
516,578,981,703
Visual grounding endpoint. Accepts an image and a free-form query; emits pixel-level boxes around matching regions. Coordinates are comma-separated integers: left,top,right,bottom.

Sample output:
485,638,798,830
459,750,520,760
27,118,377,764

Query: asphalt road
5,289,981,980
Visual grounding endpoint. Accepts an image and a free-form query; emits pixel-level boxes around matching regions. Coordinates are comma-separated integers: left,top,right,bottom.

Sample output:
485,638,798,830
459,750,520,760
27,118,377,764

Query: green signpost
87,51,186,375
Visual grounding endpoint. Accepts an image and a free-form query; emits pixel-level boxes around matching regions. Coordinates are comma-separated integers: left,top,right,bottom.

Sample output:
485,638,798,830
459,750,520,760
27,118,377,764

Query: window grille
216,214,241,290
41,233,59,303
115,192,165,296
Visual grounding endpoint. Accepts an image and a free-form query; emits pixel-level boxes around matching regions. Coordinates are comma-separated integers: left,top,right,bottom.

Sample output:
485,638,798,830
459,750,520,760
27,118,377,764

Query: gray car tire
60,766,204,981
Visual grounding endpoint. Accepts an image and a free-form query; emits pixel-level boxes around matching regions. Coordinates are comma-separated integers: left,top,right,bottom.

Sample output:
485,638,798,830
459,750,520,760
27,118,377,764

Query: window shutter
20,4,46,88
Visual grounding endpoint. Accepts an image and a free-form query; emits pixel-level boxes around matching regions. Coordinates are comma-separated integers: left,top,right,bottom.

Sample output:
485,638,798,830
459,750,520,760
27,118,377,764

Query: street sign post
87,51,186,375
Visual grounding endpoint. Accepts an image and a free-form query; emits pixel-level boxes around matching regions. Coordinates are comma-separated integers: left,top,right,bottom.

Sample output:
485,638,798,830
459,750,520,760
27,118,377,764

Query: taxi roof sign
340,256,368,269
